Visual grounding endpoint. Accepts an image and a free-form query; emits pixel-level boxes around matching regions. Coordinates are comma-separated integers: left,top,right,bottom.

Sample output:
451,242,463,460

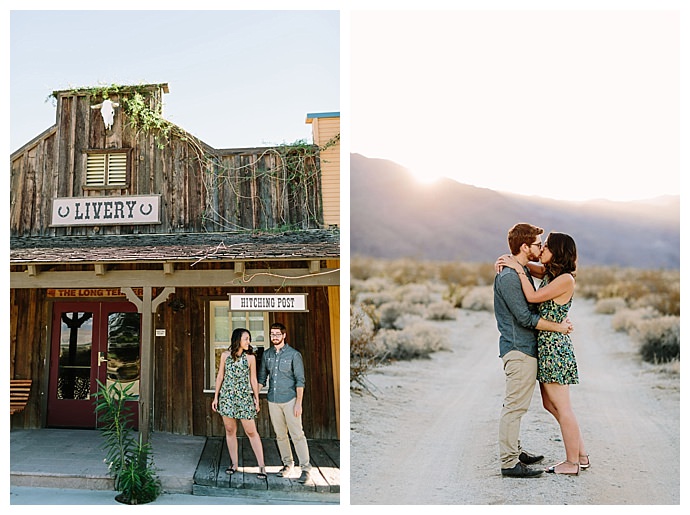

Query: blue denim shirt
257,344,305,403
493,266,540,358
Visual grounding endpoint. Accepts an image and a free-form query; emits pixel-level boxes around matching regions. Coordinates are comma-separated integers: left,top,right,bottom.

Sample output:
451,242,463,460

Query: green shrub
633,316,680,363
94,380,161,505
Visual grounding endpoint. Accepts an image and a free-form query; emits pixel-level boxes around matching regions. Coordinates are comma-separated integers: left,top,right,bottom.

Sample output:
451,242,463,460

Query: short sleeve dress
536,276,579,385
217,352,257,420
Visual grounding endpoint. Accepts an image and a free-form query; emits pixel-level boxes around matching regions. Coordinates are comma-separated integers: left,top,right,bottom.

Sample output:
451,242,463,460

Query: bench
10,379,32,415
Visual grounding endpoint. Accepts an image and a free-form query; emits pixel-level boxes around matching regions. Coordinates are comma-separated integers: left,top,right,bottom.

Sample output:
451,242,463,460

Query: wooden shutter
86,154,107,186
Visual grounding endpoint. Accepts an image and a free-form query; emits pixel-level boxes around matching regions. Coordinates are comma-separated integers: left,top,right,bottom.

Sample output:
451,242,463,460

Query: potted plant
94,380,162,504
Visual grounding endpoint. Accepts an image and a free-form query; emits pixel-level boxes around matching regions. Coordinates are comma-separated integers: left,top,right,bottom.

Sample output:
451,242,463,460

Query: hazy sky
9,8,339,152
351,5,683,202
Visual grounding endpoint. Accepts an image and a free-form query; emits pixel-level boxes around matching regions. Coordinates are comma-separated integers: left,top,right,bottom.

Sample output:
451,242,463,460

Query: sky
350,4,684,202
8,8,339,153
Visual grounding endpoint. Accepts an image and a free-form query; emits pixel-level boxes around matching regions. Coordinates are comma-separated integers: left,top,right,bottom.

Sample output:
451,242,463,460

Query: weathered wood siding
9,281,339,440
9,288,49,429
10,86,323,236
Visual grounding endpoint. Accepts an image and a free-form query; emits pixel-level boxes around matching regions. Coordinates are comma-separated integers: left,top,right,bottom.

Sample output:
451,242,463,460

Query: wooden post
122,286,175,444
326,259,340,439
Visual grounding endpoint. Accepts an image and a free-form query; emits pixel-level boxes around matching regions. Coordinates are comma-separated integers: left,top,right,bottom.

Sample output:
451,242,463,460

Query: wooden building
9,83,340,442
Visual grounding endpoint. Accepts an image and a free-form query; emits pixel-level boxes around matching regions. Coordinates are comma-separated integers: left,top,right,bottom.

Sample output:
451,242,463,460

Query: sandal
225,465,237,475
545,460,580,475
579,454,590,470
257,466,267,480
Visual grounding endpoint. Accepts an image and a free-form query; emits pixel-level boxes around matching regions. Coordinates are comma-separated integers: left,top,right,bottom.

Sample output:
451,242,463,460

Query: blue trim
306,112,340,119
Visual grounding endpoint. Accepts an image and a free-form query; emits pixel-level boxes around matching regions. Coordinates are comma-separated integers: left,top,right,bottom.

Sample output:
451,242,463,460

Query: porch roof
10,230,340,265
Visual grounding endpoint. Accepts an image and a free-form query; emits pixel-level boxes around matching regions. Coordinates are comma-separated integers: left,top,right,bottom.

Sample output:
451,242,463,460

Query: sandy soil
349,299,680,505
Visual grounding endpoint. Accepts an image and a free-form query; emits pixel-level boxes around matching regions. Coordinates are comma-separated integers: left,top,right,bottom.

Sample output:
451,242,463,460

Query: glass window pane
107,312,141,399
213,305,229,343
57,311,93,400
208,301,267,389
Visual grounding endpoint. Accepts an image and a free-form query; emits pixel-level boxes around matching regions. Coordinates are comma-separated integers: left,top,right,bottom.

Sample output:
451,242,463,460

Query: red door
47,301,141,428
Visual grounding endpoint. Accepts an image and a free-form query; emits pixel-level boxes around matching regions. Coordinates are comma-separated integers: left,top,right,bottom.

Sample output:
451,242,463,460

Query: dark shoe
257,466,267,480
225,465,237,475
545,460,580,475
519,450,544,465
298,469,311,484
277,463,294,478
501,462,543,478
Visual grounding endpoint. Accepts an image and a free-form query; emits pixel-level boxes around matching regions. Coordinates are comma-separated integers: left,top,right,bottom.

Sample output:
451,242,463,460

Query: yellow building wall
307,114,340,228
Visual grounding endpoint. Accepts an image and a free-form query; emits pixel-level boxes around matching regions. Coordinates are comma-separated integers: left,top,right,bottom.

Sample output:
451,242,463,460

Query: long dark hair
230,328,253,360
544,232,577,280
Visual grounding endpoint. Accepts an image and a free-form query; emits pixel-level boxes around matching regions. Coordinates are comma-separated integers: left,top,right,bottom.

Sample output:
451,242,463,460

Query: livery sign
51,195,161,226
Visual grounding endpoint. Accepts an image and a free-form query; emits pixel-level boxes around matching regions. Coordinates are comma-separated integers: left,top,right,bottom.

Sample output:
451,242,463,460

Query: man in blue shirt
258,322,312,483
494,223,573,478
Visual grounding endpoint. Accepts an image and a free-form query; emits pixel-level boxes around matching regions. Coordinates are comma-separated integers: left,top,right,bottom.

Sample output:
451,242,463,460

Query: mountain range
350,153,680,269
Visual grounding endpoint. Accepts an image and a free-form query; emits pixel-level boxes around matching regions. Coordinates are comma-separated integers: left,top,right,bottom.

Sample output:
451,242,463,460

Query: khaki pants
268,398,311,469
499,350,538,468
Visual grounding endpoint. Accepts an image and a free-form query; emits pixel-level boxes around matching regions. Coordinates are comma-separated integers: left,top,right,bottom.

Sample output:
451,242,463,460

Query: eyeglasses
529,242,543,249
270,332,283,337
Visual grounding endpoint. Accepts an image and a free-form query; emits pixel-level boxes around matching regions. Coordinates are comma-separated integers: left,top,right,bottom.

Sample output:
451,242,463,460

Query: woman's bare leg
541,382,588,465
542,383,584,473
241,418,265,468
222,417,239,470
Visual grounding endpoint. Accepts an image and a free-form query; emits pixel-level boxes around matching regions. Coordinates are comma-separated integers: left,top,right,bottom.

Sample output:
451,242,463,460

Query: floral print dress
536,276,579,385
217,353,257,420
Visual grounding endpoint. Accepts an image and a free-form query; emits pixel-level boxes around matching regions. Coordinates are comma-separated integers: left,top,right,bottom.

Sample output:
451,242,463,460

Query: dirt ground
349,299,680,505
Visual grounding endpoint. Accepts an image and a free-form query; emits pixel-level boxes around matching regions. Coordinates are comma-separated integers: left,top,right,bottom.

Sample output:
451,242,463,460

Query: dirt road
349,299,680,504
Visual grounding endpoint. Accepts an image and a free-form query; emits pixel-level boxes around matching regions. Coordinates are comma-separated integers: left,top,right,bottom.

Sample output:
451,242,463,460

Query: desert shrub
357,276,391,293
439,262,496,287
386,258,439,285
351,255,387,281
594,297,627,314
630,291,680,317
443,284,469,308
378,301,426,329
426,301,457,321
350,306,378,386
577,266,680,316
373,322,448,360
359,291,396,308
632,316,680,363
460,286,494,312
394,283,433,305
611,307,659,333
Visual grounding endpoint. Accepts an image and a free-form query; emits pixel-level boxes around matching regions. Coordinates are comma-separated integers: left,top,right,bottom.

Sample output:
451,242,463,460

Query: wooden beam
309,260,321,274
10,267,340,289
121,286,175,446
163,262,175,275
94,263,106,276
234,261,245,275
27,265,38,277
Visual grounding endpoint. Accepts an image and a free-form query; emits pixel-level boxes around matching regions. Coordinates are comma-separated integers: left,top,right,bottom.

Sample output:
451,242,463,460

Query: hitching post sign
51,195,161,226
229,294,308,312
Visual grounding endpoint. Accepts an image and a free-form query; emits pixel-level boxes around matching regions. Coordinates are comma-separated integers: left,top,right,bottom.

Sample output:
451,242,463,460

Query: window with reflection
208,300,268,389
107,312,141,398
57,311,93,400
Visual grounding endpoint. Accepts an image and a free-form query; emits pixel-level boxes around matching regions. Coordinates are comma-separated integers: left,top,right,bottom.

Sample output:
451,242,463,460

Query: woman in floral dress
212,328,266,478
502,232,588,476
